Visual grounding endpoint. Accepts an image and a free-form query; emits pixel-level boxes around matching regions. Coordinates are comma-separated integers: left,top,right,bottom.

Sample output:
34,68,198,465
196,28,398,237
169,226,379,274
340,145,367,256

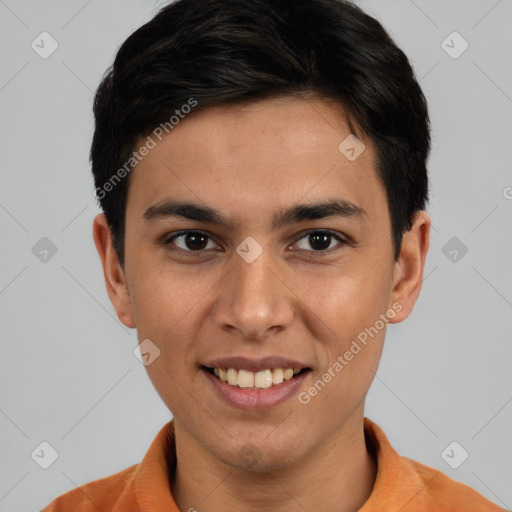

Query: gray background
0,0,511,510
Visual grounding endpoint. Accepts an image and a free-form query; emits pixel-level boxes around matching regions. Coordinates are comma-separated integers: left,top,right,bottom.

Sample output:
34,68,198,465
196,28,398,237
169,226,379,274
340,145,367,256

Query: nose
212,247,296,341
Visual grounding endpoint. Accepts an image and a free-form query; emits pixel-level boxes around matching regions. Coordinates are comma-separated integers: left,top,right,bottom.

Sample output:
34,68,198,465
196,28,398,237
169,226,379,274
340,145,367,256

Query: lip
201,356,311,372
202,367,311,410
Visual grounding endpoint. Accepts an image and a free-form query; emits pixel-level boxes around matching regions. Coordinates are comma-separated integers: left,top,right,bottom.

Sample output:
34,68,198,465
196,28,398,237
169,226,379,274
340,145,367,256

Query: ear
92,213,136,328
388,210,431,323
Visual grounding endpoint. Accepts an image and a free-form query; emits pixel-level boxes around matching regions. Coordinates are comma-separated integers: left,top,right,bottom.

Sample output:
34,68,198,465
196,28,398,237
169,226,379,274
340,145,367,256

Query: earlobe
92,213,136,328
388,210,431,324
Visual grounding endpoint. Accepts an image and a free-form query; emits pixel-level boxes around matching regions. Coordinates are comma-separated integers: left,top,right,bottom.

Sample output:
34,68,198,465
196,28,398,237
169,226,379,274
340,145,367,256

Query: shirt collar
130,417,430,511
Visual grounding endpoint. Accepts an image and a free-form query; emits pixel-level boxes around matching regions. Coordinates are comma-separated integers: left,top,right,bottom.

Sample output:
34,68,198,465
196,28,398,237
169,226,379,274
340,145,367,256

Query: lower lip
201,368,311,410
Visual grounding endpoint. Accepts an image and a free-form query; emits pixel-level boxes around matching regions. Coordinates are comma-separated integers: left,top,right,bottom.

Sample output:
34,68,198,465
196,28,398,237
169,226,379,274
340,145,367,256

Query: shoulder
363,418,504,511
403,456,505,511
41,464,139,512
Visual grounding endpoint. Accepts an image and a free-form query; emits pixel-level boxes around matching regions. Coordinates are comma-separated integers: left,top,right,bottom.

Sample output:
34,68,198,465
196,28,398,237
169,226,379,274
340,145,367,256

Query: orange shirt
42,417,505,511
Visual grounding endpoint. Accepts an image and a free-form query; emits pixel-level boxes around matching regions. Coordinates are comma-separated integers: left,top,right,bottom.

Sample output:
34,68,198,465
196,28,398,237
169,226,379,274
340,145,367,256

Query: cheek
127,260,204,370
132,265,205,412
129,250,197,327
293,256,392,394
295,257,392,332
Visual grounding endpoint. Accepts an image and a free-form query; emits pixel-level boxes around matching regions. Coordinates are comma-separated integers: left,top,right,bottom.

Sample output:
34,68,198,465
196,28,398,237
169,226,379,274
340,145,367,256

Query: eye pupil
309,232,331,251
169,230,341,254
185,232,208,251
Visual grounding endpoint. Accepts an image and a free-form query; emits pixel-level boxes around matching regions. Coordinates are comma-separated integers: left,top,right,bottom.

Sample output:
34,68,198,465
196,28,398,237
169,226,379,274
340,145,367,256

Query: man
43,0,504,510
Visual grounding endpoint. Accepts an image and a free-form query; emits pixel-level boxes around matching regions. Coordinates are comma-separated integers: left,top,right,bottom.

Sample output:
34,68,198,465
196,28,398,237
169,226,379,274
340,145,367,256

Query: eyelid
164,228,349,254
163,230,219,253
291,229,348,252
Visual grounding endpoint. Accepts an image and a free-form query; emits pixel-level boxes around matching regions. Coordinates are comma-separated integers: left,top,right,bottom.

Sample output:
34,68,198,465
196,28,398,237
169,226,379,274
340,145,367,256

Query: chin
218,437,306,473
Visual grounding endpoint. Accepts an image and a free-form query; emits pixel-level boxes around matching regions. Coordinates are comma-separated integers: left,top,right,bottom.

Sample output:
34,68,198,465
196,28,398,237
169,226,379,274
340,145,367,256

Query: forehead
126,96,387,227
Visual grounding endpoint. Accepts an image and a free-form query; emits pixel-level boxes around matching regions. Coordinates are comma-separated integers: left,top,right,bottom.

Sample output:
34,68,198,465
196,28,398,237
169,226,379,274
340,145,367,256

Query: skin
93,96,430,512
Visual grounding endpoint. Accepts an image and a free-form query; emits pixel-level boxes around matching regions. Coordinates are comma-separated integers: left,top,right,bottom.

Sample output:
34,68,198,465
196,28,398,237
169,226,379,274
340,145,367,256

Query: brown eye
166,231,217,252
294,230,345,252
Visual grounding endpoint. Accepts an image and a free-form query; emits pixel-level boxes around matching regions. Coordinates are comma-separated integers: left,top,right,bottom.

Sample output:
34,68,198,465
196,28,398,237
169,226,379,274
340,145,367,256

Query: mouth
200,356,313,410
202,365,311,390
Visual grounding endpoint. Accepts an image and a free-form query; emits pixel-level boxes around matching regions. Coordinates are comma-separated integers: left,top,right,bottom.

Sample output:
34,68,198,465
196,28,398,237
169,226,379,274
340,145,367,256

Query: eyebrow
143,198,368,230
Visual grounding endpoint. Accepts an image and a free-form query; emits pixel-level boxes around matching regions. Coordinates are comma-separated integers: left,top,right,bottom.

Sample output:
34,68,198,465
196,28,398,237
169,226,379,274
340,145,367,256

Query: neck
170,411,377,512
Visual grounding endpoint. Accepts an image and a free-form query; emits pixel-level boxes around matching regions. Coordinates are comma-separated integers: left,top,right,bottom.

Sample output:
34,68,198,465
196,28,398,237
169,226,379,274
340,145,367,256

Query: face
94,96,430,472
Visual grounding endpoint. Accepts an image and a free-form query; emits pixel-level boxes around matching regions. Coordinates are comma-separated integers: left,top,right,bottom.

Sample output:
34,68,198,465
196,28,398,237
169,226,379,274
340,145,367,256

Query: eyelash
163,229,348,256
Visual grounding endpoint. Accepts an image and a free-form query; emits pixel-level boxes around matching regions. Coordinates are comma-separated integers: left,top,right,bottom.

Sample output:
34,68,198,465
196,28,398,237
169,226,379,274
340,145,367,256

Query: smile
205,366,310,390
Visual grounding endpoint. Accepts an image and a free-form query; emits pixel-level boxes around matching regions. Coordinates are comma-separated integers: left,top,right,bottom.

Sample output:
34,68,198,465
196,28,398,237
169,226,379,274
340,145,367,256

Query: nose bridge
214,244,294,339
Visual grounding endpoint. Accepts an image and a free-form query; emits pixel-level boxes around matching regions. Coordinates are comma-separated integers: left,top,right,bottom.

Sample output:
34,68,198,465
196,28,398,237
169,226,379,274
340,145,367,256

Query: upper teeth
213,367,302,389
